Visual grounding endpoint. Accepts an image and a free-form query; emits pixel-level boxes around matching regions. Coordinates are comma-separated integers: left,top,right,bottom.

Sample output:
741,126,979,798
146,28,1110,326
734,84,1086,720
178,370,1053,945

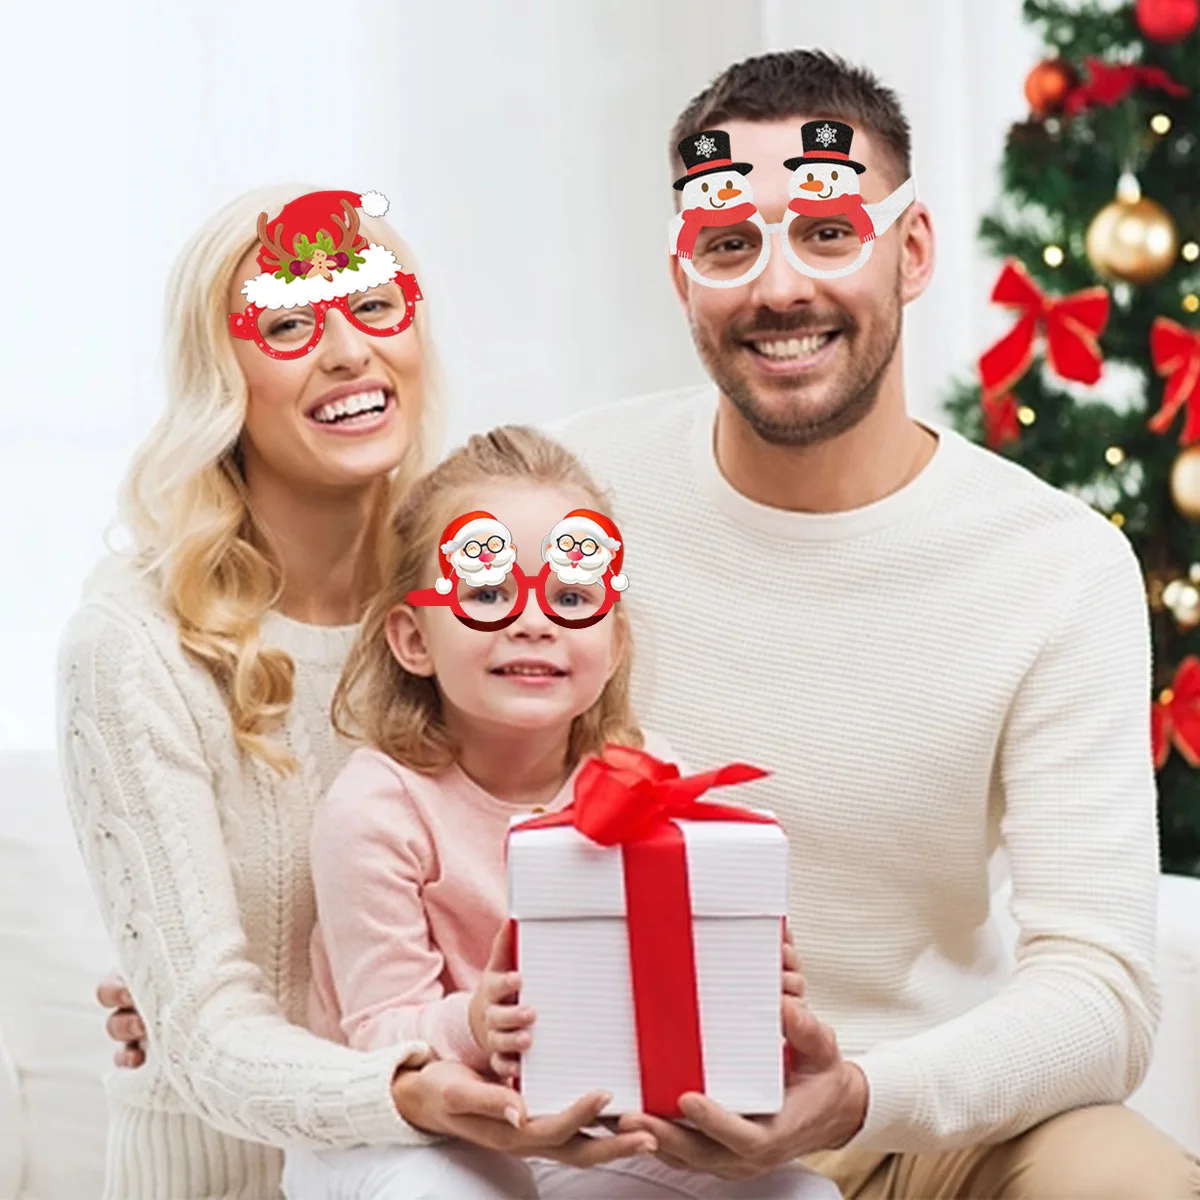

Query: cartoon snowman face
679,170,755,213
788,163,860,201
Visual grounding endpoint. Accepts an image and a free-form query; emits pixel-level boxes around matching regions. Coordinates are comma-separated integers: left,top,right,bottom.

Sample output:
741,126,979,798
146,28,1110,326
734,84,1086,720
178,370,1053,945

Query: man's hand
392,1060,658,1167
617,997,868,1181
468,921,535,1081
97,974,145,1069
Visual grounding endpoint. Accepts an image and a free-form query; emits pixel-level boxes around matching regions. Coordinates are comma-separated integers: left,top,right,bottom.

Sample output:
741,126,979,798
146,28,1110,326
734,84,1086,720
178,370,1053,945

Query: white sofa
2,750,1198,1199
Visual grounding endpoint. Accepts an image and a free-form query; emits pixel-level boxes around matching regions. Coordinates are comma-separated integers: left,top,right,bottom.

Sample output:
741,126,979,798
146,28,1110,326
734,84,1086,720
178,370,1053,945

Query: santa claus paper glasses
405,509,629,632
668,123,917,287
228,189,423,359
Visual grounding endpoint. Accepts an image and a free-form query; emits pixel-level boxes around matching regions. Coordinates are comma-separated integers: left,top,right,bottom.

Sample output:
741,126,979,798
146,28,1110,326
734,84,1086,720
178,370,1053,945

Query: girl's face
226,244,423,491
387,482,626,742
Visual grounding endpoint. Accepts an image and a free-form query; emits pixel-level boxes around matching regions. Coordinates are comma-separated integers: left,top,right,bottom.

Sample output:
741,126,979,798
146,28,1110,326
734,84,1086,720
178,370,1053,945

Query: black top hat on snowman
783,119,866,174
673,129,754,190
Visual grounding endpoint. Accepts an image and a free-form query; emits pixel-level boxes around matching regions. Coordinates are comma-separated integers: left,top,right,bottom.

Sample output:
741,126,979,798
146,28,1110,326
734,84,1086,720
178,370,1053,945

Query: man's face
673,117,915,447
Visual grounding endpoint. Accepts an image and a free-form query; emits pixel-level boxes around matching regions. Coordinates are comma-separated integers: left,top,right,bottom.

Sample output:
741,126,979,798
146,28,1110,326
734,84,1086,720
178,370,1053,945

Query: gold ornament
1170,445,1200,519
1085,173,1179,286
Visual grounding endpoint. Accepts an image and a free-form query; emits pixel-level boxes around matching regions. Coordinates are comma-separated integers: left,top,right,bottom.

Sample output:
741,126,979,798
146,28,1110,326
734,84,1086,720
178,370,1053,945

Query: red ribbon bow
514,745,773,1117
1148,318,1200,444
1152,657,1200,770
978,259,1110,399
1064,58,1189,116
982,392,1021,450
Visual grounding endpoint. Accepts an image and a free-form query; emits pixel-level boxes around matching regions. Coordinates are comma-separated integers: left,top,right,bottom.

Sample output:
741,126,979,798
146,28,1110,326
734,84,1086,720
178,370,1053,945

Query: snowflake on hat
434,512,517,595
541,510,628,592
242,189,399,311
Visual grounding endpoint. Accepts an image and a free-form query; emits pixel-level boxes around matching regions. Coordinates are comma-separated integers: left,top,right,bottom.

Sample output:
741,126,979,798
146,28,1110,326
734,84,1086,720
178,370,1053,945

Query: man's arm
844,522,1160,1153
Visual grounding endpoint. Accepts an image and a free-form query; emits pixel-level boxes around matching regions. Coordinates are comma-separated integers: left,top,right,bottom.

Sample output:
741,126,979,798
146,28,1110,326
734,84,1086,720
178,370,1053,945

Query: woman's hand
97,973,145,1069
782,924,805,1000
391,1060,657,1166
468,921,534,1081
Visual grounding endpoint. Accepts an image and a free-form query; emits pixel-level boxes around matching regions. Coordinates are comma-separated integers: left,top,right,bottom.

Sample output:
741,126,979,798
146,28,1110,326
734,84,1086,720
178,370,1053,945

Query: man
101,49,1200,1198
543,48,1200,1198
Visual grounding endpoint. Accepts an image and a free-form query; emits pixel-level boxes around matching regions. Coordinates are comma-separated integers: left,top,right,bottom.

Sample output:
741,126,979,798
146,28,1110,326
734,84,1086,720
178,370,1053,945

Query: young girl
280,425,842,1200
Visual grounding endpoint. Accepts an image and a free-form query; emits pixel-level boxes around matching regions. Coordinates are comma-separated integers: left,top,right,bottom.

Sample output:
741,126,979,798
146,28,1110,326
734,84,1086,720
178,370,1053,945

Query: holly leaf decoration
293,234,315,261
346,252,366,271
316,230,336,254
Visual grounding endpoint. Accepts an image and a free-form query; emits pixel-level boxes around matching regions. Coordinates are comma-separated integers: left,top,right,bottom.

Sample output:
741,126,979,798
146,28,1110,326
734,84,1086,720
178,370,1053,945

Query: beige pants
800,1104,1200,1199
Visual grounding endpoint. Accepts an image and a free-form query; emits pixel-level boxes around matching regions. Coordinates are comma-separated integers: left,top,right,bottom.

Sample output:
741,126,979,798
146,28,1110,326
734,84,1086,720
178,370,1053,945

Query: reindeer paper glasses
668,124,916,287
228,189,423,359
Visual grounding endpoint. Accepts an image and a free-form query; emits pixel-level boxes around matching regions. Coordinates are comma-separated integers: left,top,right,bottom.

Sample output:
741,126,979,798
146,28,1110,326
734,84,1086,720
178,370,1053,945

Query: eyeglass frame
405,561,621,632
671,176,918,288
227,268,423,359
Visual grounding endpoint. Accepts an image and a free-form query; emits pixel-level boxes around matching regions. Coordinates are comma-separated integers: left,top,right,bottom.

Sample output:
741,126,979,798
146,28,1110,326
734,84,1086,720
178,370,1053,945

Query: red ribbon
1152,657,1200,770
514,745,772,1117
978,259,1110,399
1148,318,1200,444
982,392,1021,450
1064,57,1189,116
786,193,876,243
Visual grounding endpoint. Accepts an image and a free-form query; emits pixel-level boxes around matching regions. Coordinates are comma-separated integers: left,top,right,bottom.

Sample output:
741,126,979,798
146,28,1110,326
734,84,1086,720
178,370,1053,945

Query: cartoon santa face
788,163,860,201
679,170,756,214
542,518,617,587
443,520,517,589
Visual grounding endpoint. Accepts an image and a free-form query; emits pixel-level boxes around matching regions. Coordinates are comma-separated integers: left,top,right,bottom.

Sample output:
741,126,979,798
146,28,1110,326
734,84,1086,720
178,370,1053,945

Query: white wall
0,0,1038,751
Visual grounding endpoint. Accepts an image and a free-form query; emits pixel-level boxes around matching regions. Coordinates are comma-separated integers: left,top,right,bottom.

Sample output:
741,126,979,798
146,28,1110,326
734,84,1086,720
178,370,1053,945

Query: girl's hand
391,1060,657,1166
97,973,146,1069
782,924,806,1000
468,921,535,1080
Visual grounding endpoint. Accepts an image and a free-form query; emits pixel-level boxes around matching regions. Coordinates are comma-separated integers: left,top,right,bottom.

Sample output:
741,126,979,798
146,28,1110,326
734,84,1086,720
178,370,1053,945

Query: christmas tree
944,0,1200,876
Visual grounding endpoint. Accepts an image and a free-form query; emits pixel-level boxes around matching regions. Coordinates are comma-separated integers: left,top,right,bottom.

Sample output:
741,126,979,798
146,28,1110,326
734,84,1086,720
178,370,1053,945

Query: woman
60,184,652,1200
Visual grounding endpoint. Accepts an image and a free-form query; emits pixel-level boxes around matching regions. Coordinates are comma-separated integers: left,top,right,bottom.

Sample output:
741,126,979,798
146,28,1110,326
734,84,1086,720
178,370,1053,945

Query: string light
1183,242,1200,262
1151,113,1173,135
1105,445,1125,465
1184,294,1200,313
1110,512,1126,527
1160,687,1175,705
1017,405,1036,425
1043,244,1064,267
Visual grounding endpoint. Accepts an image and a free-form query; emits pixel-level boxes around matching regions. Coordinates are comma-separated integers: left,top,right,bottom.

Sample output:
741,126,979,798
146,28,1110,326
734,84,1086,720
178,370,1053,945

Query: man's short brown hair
669,49,912,190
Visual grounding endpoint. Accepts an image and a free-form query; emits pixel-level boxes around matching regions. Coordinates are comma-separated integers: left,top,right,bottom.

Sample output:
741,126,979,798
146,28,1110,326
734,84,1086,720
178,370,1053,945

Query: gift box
506,745,788,1119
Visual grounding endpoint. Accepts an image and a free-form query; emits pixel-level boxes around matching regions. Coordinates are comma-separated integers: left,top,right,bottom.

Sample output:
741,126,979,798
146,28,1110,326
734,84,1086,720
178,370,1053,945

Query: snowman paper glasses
228,189,423,359
405,509,629,632
669,124,917,288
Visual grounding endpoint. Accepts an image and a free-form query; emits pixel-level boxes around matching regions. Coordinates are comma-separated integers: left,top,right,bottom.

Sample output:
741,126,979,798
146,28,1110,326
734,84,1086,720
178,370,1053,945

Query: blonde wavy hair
116,184,444,773
332,425,644,774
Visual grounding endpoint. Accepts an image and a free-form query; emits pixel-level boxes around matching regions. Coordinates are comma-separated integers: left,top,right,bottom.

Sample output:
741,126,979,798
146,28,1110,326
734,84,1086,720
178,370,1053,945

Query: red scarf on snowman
675,201,758,259
786,193,876,243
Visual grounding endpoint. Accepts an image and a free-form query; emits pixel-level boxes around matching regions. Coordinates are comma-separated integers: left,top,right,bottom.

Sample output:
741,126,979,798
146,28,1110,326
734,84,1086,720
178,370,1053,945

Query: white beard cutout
544,540,611,587
451,542,517,588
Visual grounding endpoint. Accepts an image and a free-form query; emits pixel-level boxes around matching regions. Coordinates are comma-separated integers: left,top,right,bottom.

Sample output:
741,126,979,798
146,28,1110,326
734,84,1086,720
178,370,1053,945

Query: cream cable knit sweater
56,559,434,1200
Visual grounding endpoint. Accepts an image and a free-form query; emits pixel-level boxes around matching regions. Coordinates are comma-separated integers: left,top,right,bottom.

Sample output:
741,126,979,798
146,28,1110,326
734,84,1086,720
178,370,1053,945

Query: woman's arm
56,601,435,1150
310,758,491,1071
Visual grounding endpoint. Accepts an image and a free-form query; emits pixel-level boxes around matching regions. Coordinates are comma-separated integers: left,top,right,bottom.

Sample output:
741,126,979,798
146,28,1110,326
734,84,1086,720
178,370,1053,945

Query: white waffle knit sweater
548,385,1162,1154
56,560,435,1200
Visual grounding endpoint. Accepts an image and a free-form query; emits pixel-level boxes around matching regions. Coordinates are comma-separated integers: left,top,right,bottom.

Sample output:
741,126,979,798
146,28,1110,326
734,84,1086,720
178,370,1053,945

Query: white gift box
507,811,788,1118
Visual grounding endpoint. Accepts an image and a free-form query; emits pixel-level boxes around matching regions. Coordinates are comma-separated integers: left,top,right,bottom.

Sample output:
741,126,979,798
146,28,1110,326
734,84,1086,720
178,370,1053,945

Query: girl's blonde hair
333,424,643,773
116,184,445,773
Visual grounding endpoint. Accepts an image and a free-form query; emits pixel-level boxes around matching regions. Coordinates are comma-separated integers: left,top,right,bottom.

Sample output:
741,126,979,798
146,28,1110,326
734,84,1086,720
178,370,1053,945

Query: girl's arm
56,601,435,1150
309,757,491,1072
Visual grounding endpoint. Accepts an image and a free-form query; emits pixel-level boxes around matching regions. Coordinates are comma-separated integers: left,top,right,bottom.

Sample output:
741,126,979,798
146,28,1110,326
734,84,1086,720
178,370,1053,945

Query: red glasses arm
405,587,454,608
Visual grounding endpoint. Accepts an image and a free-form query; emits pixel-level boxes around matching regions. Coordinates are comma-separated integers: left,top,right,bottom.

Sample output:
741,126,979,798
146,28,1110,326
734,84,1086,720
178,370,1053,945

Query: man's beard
693,282,903,447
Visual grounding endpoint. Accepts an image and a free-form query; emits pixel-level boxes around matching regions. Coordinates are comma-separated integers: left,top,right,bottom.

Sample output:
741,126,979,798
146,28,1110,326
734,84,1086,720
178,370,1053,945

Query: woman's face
226,243,424,490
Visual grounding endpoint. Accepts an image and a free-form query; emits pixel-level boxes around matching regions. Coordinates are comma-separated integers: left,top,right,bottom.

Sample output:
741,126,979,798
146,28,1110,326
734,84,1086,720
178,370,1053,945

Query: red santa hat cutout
542,509,628,591
434,511,512,594
243,189,398,311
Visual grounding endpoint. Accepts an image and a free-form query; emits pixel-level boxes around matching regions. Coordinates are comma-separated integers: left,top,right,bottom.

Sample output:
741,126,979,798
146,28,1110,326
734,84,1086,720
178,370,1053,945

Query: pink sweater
308,734,676,1069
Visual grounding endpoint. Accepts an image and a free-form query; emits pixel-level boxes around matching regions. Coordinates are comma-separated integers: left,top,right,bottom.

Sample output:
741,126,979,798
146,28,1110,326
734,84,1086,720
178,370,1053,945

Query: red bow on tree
1064,57,1188,116
1148,317,1200,444
1152,657,1200,770
978,260,1110,399
982,392,1021,450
